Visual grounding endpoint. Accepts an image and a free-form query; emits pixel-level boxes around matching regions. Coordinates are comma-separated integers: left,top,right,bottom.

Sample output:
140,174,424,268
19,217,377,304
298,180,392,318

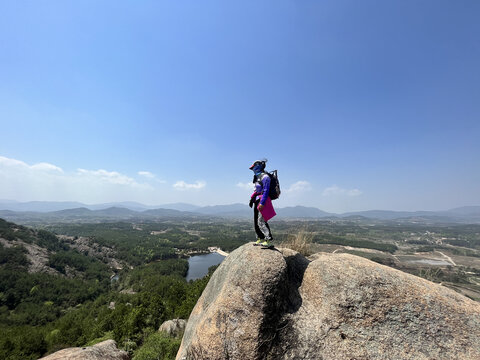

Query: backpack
256,170,281,200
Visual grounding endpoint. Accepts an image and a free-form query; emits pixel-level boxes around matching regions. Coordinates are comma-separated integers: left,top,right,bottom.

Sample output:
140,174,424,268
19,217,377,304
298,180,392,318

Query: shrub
133,332,181,360
0,245,29,269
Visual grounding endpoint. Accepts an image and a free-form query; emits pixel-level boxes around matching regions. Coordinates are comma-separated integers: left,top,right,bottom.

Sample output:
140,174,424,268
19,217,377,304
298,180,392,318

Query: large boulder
39,340,129,360
177,244,480,360
159,318,187,337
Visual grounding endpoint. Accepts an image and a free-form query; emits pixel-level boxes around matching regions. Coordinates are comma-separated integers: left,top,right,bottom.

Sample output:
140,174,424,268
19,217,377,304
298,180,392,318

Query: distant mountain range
0,200,480,224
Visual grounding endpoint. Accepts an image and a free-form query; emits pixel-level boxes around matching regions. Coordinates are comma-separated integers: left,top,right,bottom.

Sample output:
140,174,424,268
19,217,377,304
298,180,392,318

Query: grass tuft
281,230,314,256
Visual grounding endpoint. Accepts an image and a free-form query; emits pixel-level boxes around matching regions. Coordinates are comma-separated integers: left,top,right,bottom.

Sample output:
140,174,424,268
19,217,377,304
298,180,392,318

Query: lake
186,252,226,281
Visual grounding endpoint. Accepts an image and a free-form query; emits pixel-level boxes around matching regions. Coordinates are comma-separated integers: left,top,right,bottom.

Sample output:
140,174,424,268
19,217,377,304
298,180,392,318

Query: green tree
133,332,181,360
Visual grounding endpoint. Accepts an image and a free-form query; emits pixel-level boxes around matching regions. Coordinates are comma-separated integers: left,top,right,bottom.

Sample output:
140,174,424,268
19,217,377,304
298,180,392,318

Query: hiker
249,159,276,248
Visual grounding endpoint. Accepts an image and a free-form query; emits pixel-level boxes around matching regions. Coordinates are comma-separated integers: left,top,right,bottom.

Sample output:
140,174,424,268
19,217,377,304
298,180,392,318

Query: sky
0,1,479,213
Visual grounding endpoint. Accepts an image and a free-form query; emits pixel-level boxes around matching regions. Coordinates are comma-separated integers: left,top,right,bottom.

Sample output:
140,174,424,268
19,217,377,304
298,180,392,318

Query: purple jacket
251,173,271,206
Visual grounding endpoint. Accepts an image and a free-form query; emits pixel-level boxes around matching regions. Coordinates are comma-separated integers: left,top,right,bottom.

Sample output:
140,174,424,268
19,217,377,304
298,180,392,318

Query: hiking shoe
260,240,274,249
253,238,262,246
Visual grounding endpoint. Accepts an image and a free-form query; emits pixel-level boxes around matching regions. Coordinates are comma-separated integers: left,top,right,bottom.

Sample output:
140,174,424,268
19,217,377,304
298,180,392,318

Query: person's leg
253,204,264,241
257,211,273,241
264,221,272,239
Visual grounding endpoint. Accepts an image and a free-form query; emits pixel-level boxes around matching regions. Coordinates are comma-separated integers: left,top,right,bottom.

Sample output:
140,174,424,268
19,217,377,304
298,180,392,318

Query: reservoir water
186,252,226,281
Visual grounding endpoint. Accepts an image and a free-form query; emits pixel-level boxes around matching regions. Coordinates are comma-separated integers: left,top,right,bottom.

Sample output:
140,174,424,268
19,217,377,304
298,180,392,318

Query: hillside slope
0,218,122,276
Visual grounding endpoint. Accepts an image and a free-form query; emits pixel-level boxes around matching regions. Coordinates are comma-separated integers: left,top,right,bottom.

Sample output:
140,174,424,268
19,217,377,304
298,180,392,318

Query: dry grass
281,230,314,256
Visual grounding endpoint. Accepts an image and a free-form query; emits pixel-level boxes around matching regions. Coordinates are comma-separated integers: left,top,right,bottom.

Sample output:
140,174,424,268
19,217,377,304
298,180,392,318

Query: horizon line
0,199,478,214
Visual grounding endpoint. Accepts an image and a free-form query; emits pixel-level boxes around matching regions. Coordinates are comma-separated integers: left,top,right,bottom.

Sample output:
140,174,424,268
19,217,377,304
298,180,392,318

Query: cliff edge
177,243,480,360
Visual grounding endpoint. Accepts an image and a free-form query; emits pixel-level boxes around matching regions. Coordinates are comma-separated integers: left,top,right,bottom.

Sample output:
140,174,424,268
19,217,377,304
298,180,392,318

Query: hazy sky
1,1,479,213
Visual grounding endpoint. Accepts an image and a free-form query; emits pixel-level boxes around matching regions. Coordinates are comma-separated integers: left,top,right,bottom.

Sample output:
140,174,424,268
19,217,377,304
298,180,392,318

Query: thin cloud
0,155,154,203
0,156,27,168
173,180,206,191
322,185,362,197
286,181,312,193
236,182,254,191
77,169,140,186
138,171,167,184
138,171,155,179
0,156,63,173
30,163,63,172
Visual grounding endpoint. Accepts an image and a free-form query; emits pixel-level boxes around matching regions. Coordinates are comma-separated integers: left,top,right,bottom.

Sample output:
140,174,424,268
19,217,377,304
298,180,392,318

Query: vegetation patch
133,332,181,360
314,236,398,253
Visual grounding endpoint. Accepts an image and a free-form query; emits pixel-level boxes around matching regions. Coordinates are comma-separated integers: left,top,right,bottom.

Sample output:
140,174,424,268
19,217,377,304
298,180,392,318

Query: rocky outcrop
58,235,124,270
39,340,129,360
159,319,187,337
177,244,480,360
0,237,59,275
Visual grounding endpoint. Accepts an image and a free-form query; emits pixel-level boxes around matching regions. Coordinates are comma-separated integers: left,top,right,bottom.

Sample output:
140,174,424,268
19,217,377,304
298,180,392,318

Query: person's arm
259,175,271,206
249,191,258,207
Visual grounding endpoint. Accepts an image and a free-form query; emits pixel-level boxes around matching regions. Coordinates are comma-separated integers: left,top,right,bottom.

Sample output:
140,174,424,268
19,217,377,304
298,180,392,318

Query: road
437,251,456,266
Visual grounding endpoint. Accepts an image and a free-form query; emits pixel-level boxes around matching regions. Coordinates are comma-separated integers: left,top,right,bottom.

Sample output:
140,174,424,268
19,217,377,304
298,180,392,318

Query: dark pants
253,200,273,240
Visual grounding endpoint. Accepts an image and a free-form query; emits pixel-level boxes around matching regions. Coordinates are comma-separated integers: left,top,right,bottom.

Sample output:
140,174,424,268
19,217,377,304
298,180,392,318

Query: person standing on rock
249,159,276,248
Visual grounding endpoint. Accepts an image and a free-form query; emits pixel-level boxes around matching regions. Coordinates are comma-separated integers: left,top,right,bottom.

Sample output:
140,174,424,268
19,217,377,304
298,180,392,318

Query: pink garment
258,196,276,221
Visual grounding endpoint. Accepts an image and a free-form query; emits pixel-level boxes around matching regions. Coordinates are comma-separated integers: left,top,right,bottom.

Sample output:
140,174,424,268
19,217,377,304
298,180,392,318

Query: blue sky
0,1,479,212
